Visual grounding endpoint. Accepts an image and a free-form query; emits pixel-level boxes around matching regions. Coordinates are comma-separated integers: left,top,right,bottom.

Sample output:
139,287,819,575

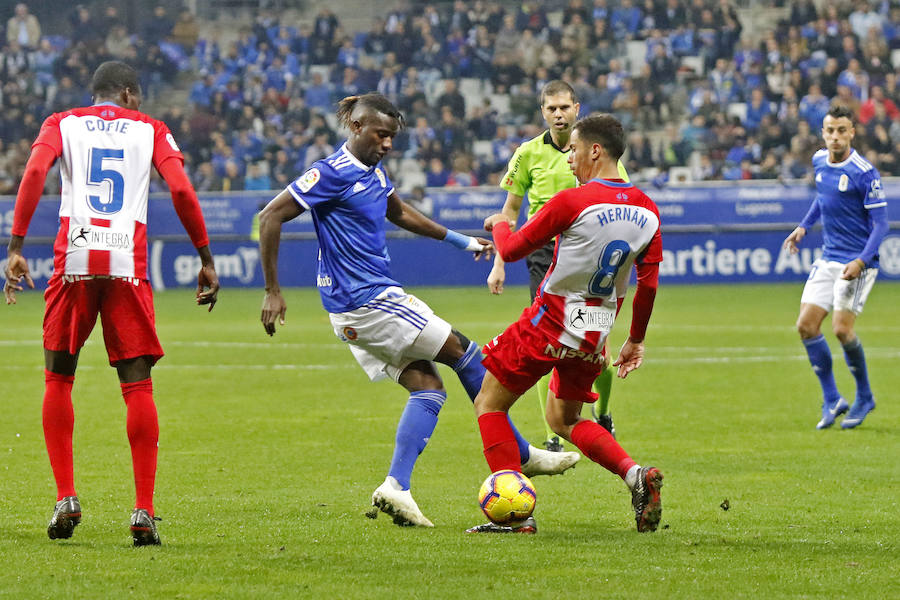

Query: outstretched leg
440,332,578,476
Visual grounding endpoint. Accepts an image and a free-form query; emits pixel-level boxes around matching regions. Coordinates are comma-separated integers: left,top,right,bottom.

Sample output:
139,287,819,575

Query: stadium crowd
3,0,900,195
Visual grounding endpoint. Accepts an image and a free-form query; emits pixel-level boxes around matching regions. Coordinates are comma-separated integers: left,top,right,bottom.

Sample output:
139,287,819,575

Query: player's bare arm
194,245,219,310
386,192,494,260
783,226,806,254
487,192,524,294
4,235,34,305
258,190,303,335
483,213,516,232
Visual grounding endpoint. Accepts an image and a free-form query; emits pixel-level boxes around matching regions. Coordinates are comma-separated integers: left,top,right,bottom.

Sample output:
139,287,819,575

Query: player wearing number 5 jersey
3,61,219,546
470,115,665,534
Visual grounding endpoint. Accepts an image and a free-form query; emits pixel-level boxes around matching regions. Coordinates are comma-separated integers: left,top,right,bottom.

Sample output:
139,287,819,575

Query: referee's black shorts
526,239,556,302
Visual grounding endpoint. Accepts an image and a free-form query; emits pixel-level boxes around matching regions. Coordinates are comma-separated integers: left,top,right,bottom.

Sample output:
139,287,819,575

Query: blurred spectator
222,160,244,192
407,185,433,216
848,0,883,42
3,0,897,189
425,157,450,187
446,153,478,186
172,10,200,52
194,162,222,192
625,132,654,173
859,86,900,125
435,78,466,120
144,5,175,46
303,132,334,169
244,162,272,191
6,3,40,49
69,5,101,47
304,71,332,113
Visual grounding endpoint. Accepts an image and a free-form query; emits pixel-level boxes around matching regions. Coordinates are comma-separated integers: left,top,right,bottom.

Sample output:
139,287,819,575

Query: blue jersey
288,144,400,313
808,148,887,266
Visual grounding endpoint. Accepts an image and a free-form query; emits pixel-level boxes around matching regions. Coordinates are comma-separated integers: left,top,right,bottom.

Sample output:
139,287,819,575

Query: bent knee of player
832,323,856,345
544,397,576,441
796,317,821,339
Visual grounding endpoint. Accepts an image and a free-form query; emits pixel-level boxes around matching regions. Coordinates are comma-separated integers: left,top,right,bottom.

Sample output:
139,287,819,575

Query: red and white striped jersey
494,179,662,353
34,103,183,279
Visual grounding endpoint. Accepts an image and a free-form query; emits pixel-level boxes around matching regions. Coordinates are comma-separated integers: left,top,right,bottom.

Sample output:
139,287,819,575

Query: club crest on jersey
375,168,386,188
298,168,321,193
838,174,849,192
342,327,358,341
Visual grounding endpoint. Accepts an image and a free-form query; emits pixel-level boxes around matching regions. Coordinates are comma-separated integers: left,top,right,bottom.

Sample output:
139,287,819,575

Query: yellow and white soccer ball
478,470,537,524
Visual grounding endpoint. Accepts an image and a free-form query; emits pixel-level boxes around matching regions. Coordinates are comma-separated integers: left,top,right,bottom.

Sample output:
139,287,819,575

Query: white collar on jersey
339,143,373,171
825,149,857,168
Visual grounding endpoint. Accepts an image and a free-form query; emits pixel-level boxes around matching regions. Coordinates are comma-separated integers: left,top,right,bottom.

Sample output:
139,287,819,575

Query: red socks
121,379,158,516
43,370,76,501
571,420,636,479
477,412,521,472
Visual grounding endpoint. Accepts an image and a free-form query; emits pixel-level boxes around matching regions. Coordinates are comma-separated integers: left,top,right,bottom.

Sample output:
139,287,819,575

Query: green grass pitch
2,283,898,598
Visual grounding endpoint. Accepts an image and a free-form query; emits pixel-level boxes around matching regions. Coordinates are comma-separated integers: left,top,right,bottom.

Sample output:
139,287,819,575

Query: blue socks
803,334,841,404
842,338,872,400
388,390,446,490
451,341,531,464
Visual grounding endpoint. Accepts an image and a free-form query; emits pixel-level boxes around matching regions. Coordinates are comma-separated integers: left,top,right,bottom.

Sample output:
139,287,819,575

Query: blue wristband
443,229,470,250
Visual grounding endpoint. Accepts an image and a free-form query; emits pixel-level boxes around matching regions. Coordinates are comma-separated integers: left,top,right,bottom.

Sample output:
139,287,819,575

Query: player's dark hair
573,114,626,161
91,61,140,98
827,104,855,124
540,80,578,106
336,93,405,129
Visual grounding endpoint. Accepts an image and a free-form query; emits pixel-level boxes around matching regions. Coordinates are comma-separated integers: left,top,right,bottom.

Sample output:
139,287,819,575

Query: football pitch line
5,348,900,370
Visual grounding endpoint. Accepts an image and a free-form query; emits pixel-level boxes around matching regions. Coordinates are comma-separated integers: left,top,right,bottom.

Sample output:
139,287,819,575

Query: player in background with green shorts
487,81,628,449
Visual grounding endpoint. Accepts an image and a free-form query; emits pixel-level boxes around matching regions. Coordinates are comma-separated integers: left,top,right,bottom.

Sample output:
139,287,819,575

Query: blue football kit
283,141,538,497
803,149,889,266
287,143,399,313
798,147,888,430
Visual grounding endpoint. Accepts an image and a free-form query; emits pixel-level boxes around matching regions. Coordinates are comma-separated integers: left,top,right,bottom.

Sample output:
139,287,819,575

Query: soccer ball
478,470,537,524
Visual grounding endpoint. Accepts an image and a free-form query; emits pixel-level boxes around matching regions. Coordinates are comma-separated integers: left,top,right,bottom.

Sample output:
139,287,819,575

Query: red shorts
482,310,605,403
43,275,164,366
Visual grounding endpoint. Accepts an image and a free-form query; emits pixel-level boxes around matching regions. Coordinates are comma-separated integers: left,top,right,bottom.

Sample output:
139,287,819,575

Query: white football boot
371,477,435,527
521,445,580,477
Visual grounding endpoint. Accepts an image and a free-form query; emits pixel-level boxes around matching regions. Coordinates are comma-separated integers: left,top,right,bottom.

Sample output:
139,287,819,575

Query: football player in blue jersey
783,105,889,430
257,93,580,527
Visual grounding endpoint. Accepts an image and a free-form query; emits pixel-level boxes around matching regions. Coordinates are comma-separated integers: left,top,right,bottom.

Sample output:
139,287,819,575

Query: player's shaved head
337,93,405,129
572,114,625,160
92,61,140,98
540,80,578,106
